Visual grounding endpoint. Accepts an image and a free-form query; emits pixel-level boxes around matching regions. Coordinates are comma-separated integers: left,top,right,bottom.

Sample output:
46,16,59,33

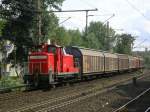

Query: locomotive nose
29,55,48,74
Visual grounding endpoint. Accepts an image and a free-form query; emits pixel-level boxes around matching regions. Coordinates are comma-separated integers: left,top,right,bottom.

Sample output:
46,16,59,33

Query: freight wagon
118,54,129,72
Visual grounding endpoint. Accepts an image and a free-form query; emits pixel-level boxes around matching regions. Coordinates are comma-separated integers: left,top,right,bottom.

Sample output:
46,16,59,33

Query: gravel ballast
0,70,148,112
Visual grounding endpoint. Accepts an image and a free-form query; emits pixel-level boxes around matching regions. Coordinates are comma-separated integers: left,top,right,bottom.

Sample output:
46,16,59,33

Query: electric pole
106,21,109,38
37,0,42,45
51,9,98,36
106,21,110,50
85,9,98,36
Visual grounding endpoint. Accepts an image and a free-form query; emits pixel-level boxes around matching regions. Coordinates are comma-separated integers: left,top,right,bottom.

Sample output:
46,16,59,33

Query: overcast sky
54,0,150,51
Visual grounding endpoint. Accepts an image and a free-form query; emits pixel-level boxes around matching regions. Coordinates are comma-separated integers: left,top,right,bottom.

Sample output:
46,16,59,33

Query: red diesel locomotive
23,43,144,86
24,44,80,86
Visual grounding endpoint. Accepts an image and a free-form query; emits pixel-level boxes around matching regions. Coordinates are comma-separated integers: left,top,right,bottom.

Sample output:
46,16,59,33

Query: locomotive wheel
51,84,56,88
34,72,40,87
34,79,39,87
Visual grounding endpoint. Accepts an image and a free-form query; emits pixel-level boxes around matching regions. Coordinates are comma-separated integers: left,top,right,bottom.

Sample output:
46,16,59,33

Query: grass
0,76,24,89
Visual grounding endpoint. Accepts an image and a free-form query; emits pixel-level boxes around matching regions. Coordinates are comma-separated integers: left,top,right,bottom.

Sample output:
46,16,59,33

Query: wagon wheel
78,64,82,80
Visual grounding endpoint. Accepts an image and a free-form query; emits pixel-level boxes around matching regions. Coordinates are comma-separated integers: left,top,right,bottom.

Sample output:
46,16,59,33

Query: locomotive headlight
30,55,47,59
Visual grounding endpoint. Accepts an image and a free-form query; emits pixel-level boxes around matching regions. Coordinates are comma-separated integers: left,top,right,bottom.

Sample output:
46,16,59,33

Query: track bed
0,70,148,112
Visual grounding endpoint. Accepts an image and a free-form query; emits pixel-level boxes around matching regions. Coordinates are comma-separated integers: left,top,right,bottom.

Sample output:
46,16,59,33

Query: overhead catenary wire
60,19,84,29
125,0,150,21
88,14,116,17
133,39,147,48
59,17,71,25
57,15,85,22
51,15,85,29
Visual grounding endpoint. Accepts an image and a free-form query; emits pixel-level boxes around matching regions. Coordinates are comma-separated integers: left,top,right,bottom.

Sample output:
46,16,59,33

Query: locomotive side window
48,46,56,54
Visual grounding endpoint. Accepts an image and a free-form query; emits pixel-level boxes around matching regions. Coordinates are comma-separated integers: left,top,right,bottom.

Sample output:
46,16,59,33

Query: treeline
52,22,135,55
0,0,135,62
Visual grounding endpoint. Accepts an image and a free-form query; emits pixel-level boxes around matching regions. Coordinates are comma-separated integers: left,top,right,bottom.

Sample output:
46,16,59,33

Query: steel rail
37,86,116,112
145,107,150,112
113,86,150,112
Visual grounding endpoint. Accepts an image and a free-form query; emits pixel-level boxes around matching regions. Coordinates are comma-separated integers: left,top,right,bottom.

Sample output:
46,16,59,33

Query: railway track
113,86,150,112
0,70,145,102
7,71,150,112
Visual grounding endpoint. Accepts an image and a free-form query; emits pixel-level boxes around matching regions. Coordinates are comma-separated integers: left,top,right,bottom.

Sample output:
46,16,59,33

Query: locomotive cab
24,44,79,87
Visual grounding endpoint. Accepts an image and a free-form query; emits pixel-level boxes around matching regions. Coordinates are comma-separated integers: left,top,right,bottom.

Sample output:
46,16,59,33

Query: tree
0,20,6,51
114,34,135,54
0,20,6,37
83,21,116,51
67,29,83,46
0,0,64,62
0,0,64,43
85,32,99,49
53,26,71,46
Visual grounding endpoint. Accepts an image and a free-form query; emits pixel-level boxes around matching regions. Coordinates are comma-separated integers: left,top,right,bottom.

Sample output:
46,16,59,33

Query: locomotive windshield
48,46,56,54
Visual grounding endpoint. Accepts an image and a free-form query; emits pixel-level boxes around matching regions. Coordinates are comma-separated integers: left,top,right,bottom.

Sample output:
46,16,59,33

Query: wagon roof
71,46,114,54
70,46,142,59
